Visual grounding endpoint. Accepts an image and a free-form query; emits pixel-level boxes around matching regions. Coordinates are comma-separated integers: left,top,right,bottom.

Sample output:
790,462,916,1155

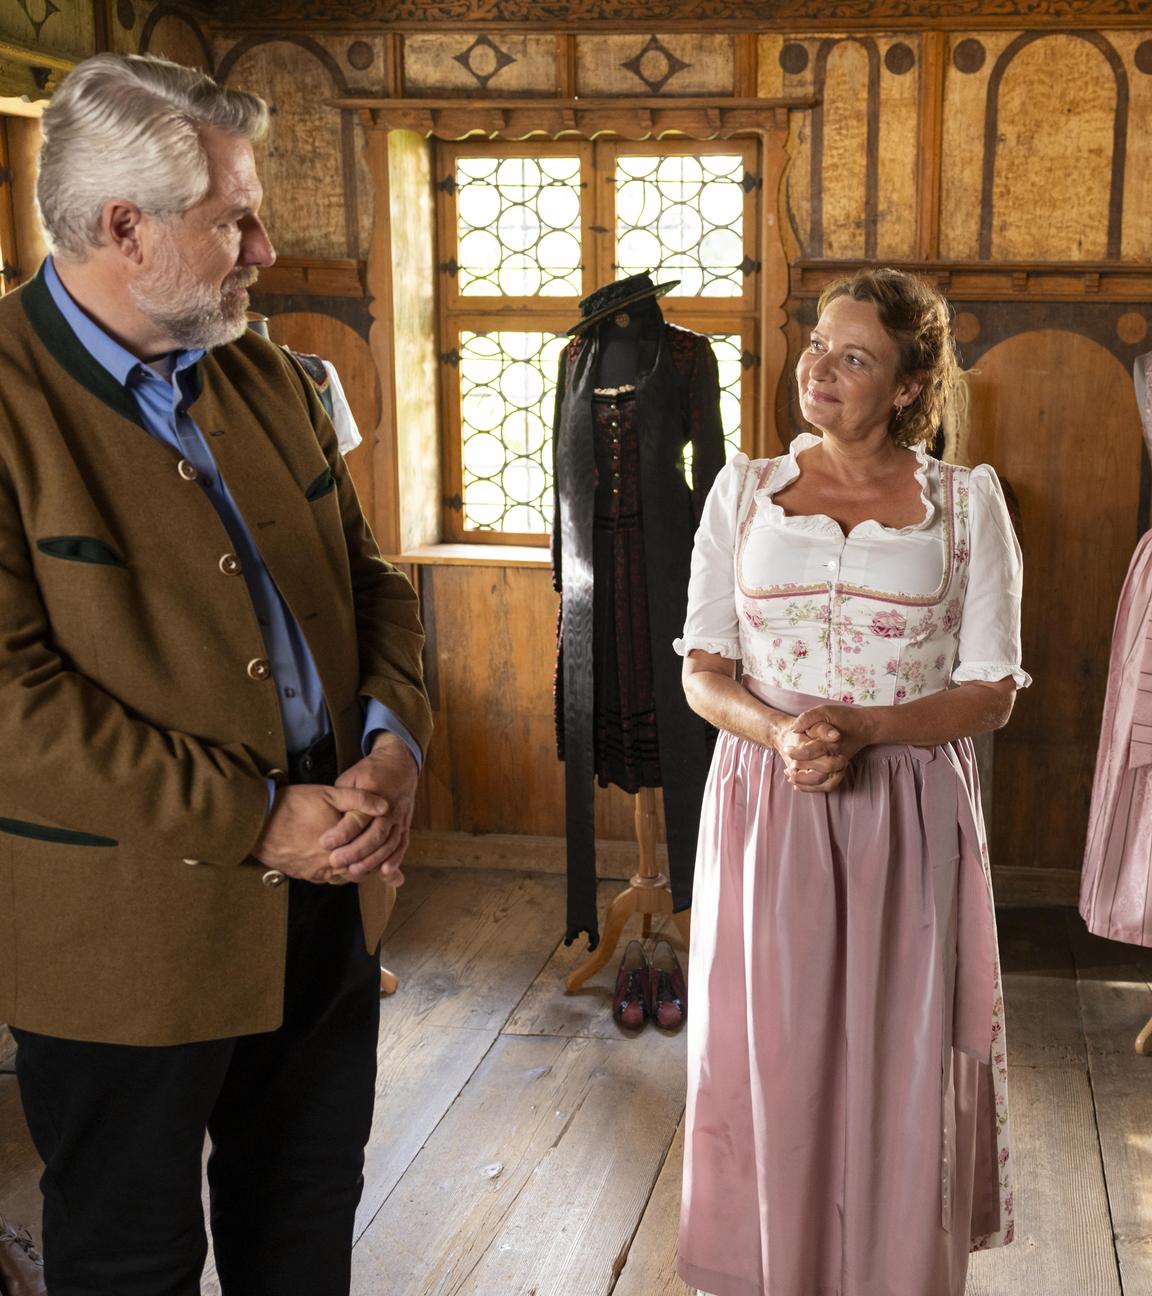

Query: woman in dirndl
675,267,1029,1296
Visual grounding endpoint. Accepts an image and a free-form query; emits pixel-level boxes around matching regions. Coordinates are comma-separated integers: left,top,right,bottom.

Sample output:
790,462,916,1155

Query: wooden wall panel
138,13,214,70
1115,31,1152,261
875,37,919,259
413,564,659,844
965,330,1142,878
819,40,872,260
405,34,559,95
0,0,93,61
4,118,46,286
217,41,348,259
386,131,440,554
576,34,734,96
991,35,1118,261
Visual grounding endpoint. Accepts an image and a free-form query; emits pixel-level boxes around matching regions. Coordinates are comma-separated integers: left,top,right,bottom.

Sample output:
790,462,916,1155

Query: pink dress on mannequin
675,436,1029,1296
1080,355,1152,943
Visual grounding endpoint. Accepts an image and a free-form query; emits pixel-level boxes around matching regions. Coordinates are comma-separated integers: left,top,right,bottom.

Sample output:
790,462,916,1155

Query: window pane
459,331,568,532
456,156,583,297
615,153,745,297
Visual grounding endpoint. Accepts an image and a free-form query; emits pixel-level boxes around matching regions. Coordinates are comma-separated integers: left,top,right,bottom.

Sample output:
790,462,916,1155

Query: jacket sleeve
688,336,727,521
281,349,433,759
550,347,569,595
0,453,271,865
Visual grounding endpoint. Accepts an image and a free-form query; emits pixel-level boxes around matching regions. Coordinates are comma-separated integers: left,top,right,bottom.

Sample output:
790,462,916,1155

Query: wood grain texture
966,330,1142,878
5,117,46,287
405,33,559,95
349,1032,684,1295
876,35,920,259
576,34,735,96
217,39,348,259
612,1119,693,1296
139,12,213,69
1070,915,1152,1296
997,907,1085,1069
964,1066,1121,1296
815,38,874,260
988,34,1118,261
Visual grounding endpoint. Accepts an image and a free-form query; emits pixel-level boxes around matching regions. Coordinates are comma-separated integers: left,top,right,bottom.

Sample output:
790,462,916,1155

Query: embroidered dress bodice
675,433,1030,704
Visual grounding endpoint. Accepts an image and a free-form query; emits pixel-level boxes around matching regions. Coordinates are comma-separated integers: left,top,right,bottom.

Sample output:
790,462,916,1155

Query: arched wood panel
263,310,380,525
217,41,348,259
813,38,876,259
139,10,214,71
966,329,1142,877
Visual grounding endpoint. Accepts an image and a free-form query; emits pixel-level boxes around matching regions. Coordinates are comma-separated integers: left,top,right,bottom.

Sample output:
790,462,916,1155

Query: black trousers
12,739,381,1296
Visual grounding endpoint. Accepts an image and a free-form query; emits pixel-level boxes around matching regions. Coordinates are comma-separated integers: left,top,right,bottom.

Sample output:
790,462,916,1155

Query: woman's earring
893,403,905,423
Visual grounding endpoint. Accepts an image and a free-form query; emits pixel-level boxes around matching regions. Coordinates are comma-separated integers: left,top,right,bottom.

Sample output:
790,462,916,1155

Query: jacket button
182,858,204,866
247,658,271,680
177,459,199,482
267,767,288,786
219,553,242,575
262,869,286,888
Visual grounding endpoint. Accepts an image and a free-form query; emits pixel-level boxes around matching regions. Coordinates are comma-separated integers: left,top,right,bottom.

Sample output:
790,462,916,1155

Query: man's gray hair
37,53,269,261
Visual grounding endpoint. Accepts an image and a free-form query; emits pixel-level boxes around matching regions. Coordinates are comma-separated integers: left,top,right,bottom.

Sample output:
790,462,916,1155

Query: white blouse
674,433,1031,705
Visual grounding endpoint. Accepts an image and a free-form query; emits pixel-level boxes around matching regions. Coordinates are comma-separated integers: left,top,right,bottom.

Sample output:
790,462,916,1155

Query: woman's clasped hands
769,703,878,794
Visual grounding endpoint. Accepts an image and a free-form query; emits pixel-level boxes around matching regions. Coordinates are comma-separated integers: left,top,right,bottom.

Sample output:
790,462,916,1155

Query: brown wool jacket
0,266,432,1046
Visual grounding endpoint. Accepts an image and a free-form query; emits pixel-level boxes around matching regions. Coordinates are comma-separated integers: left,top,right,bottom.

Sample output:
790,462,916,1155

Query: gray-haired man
1,53,431,1295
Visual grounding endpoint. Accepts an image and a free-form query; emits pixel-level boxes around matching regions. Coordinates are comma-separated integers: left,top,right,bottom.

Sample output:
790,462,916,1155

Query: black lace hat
567,272,680,336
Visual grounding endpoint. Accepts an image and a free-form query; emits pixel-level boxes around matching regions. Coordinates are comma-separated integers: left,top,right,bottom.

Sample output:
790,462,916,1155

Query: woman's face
796,296,921,442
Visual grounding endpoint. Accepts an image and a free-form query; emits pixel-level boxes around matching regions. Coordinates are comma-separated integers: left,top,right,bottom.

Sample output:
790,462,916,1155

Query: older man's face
131,125,276,350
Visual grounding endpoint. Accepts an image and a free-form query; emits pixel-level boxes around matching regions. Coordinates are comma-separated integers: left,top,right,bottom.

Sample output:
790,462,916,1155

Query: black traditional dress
552,322,725,947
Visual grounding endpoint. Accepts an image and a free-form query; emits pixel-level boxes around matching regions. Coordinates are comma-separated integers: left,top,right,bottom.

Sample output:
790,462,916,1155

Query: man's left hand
322,733,419,883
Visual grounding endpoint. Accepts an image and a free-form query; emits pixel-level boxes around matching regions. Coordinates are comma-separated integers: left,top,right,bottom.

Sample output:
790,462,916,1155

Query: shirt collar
43,256,205,388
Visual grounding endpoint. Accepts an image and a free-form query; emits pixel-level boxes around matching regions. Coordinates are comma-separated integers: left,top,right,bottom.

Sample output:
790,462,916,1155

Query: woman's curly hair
816,268,959,450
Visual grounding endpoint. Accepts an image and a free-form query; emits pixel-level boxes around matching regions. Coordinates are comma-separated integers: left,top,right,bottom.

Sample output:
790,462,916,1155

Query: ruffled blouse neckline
756,432,937,538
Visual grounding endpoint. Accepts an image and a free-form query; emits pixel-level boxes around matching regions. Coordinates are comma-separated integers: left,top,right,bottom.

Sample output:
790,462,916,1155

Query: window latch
740,350,760,370
740,171,762,193
442,494,463,512
739,255,761,277
437,174,458,194
439,348,460,367
440,257,459,277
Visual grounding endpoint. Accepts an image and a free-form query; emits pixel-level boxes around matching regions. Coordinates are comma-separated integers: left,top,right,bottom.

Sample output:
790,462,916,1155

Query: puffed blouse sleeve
673,452,750,661
952,464,1032,689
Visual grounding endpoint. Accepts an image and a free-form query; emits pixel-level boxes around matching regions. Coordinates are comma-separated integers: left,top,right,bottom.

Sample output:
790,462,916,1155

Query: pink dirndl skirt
1080,530,1152,944
678,683,1012,1296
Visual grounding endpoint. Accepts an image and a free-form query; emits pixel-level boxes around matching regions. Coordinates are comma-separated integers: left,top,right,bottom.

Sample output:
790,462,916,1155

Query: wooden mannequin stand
564,787,691,993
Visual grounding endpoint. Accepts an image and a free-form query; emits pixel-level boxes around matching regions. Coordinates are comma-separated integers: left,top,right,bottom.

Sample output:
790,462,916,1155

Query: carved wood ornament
218,0,1152,29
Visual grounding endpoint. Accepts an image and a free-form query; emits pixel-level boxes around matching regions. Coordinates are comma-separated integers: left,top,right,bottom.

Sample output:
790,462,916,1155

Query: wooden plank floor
5,876,1152,1294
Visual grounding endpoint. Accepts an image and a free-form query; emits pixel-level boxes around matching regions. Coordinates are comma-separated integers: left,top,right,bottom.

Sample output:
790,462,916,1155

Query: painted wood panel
965,329,1142,878
217,41,349,259
0,0,93,61
405,33,558,95
990,34,1120,261
576,33,734,96
138,11,214,70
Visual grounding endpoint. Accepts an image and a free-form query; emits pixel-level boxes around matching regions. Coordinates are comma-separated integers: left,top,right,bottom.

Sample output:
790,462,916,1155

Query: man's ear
101,200,146,264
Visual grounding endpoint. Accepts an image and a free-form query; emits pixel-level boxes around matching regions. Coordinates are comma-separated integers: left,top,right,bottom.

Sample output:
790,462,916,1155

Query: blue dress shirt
44,257,420,771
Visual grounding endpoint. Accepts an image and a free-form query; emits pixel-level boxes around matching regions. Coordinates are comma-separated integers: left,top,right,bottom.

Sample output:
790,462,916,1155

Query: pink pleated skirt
1080,530,1152,944
678,683,1012,1296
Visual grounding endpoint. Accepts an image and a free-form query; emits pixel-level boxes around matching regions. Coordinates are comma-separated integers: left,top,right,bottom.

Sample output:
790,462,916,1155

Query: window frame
436,135,762,546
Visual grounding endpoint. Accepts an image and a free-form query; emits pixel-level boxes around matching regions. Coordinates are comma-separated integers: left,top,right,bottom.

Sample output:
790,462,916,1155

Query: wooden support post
564,788,690,993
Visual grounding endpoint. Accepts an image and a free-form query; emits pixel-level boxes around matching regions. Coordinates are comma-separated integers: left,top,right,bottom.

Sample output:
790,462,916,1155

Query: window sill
389,543,551,569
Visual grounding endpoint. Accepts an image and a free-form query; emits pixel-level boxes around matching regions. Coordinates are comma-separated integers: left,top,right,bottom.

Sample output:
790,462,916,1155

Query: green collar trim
22,264,144,428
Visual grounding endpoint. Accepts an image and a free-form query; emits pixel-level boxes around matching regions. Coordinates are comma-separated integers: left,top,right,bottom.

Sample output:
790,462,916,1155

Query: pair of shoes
611,936,687,1030
0,1214,45,1296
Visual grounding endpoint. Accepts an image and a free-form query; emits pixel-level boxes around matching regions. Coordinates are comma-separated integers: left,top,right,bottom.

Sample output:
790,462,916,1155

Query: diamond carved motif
621,35,690,94
15,0,60,40
453,34,517,89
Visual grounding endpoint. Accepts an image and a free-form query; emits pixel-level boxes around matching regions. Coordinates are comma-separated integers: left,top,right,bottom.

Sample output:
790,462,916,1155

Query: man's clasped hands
252,732,417,885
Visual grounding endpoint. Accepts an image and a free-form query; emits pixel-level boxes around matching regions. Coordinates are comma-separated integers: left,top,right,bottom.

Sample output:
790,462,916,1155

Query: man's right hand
252,785,390,883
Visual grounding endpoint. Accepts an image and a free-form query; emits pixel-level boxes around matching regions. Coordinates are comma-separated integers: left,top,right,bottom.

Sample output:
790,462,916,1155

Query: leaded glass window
616,154,746,297
459,331,567,532
455,156,583,297
438,140,760,544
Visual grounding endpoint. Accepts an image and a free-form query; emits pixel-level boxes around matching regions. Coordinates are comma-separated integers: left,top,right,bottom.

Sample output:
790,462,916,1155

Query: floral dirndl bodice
675,433,1030,700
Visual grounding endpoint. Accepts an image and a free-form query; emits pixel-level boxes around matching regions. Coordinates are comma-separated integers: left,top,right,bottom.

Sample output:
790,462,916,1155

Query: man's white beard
130,235,257,351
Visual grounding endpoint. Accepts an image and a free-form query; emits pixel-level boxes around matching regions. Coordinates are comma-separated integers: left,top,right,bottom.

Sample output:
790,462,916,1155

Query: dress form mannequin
552,274,724,961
